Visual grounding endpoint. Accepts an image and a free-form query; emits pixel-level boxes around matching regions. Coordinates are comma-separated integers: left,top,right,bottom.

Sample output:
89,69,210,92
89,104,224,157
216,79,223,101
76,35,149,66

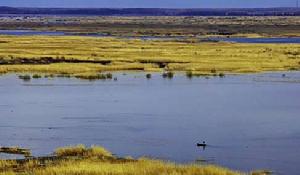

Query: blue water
0,30,66,36
1,29,300,43
209,37,300,44
0,72,300,175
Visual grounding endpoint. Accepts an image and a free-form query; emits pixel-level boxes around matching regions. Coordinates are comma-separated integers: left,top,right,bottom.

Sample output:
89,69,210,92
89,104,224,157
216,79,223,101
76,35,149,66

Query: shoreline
0,145,249,175
1,16,299,37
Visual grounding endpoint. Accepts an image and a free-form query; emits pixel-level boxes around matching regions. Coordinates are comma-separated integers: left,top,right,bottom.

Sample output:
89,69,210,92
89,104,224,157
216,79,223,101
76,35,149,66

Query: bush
186,71,193,79
162,72,174,79
18,75,31,81
57,74,71,78
75,73,107,80
55,145,112,158
106,73,113,79
219,73,225,78
146,73,152,79
32,74,42,79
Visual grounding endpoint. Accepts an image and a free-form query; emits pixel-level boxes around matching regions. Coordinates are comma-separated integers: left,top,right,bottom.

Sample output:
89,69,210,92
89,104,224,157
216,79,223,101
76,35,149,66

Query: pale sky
0,0,297,8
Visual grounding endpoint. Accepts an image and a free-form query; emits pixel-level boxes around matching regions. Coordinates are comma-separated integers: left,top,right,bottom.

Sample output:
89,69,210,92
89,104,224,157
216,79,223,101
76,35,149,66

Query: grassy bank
0,145,243,175
0,35,299,77
1,16,300,37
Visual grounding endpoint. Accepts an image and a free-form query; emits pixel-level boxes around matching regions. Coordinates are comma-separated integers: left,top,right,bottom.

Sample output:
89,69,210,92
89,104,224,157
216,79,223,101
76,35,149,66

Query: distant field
0,16,300,37
0,35,299,77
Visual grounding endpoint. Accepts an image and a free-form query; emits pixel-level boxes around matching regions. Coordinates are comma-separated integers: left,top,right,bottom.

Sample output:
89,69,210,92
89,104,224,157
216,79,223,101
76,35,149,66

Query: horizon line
0,6,299,9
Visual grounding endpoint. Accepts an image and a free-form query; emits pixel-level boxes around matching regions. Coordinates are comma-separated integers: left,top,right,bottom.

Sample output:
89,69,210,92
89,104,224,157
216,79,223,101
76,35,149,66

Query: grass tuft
32,74,42,79
162,72,174,79
186,71,193,78
106,73,113,79
219,73,225,78
18,75,31,81
74,73,107,80
55,145,112,158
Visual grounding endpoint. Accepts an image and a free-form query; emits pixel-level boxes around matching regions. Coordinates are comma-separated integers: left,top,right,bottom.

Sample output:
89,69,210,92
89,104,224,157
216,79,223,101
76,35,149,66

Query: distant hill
0,6,299,16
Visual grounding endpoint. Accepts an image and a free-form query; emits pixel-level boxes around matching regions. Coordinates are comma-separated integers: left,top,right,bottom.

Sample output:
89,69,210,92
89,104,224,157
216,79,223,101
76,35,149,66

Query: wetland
1,72,300,174
0,14,300,175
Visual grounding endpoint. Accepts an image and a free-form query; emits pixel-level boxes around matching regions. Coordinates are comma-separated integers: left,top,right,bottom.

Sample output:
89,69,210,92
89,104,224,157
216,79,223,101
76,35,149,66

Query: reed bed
0,35,299,77
0,145,244,175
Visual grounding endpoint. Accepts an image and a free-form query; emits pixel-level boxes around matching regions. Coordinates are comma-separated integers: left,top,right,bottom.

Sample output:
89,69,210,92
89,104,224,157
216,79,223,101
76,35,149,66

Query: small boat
197,141,207,147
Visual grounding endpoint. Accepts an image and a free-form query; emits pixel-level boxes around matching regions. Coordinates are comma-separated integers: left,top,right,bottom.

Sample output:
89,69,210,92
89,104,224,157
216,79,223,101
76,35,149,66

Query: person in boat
197,141,207,150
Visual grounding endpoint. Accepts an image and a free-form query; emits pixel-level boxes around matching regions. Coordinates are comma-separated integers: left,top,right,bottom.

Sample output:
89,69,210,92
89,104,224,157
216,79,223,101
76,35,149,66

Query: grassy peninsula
0,145,243,175
0,35,299,78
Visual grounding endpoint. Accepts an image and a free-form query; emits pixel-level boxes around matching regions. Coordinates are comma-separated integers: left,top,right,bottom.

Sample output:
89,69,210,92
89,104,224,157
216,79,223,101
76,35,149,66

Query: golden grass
55,144,112,157
32,159,241,175
0,35,299,76
0,145,243,175
0,160,17,170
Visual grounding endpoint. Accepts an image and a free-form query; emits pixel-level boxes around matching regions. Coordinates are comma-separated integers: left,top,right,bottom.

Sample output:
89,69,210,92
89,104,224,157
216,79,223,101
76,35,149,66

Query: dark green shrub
219,73,225,78
18,75,31,81
75,74,107,81
186,71,193,79
106,73,113,79
32,74,42,79
146,73,152,79
162,72,174,79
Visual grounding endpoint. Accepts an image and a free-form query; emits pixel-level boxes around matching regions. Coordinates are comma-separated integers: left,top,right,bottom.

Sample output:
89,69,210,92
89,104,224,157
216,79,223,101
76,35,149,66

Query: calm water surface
209,37,300,44
1,29,300,43
0,29,66,36
0,72,300,175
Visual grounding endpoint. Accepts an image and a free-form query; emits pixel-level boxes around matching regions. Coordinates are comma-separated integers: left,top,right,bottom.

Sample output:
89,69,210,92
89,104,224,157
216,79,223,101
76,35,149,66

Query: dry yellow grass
0,35,299,76
55,144,112,157
7,160,241,175
32,159,241,175
0,145,243,175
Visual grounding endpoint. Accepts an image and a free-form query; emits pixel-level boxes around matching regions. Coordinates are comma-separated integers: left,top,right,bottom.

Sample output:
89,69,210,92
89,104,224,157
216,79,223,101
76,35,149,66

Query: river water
0,72,300,175
1,29,300,43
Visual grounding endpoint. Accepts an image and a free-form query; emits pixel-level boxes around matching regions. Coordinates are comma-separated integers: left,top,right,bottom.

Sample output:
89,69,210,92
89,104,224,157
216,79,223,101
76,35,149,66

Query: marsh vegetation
0,14,299,175
146,73,152,79
0,145,243,175
18,74,31,81
1,16,300,37
0,35,299,77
